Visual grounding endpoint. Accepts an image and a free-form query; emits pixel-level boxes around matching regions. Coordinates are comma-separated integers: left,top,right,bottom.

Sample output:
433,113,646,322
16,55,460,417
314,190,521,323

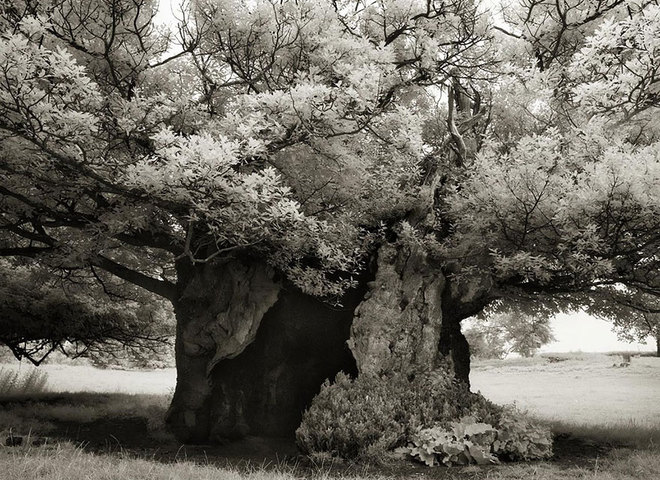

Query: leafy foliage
295,367,507,461
296,373,405,460
400,417,499,466
399,408,553,466
492,406,554,461
0,260,174,365
614,312,660,355
583,289,660,355
0,0,659,397
464,323,509,360
0,0,657,314
296,367,552,465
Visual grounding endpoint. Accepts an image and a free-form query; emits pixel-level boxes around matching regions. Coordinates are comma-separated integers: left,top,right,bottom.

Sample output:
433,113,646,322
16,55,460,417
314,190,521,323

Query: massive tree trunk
656,334,659,358
166,258,280,443
166,242,490,444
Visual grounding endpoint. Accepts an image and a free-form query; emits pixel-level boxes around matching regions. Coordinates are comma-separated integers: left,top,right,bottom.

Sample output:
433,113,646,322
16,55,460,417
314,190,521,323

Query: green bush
295,367,504,461
398,410,552,466
296,367,553,465
295,373,403,460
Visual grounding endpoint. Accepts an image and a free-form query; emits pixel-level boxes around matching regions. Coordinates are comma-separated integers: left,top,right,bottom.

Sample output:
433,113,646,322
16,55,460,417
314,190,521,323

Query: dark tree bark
207,286,361,439
166,258,280,443
166,257,366,443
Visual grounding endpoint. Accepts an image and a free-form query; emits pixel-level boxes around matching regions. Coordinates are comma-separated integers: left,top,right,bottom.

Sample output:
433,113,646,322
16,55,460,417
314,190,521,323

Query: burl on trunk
167,242,476,444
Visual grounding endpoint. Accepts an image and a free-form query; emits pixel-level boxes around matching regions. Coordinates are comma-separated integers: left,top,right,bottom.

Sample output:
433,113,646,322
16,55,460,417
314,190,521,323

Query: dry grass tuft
0,367,49,399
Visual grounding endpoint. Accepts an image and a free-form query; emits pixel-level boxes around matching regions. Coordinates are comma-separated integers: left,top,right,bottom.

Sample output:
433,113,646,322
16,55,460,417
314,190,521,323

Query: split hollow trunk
166,258,362,443
166,259,280,443
166,244,476,444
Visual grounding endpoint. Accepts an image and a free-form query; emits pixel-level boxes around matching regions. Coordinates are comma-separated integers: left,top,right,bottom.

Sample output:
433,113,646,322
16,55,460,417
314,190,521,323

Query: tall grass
0,367,49,399
0,367,53,436
0,390,174,443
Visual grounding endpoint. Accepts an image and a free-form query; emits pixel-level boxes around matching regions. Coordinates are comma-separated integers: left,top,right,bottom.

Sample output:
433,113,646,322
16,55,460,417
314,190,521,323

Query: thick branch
447,87,467,166
93,255,176,301
0,246,52,256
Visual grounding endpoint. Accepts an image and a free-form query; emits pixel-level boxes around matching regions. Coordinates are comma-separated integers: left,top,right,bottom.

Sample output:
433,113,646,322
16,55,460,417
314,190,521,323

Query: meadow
471,353,660,427
1,352,659,479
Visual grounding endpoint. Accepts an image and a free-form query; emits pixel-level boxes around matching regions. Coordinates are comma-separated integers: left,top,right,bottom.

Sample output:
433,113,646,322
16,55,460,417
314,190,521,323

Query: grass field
1,353,659,479
471,353,660,427
0,362,175,395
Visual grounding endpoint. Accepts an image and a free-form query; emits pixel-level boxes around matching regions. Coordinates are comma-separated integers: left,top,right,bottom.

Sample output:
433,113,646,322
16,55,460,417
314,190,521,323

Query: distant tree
0,259,174,366
614,312,660,358
500,313,556,358
586,290,660,357
465,312,555,358
464,322,508,359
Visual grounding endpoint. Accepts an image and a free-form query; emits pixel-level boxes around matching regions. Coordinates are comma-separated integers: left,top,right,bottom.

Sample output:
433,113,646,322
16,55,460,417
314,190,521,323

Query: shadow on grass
547,420,660,451
2,392,659,480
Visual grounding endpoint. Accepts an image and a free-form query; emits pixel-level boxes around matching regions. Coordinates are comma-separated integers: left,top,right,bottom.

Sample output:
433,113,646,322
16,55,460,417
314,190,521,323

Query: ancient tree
1,0,660,443
614,310,660,358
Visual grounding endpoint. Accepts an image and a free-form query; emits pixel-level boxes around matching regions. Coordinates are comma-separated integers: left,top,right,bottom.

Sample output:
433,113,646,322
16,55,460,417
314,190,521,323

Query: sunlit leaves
571,6,660,119
447,126,660,288
1,0,660,304
0,31,101,148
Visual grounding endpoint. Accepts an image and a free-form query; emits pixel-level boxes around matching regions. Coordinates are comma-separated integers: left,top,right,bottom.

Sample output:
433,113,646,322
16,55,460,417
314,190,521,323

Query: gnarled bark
349,243,446,376
350,242,486,386
167,243,491,444
207,287,360,439
167,257,365,443
166,258,280,443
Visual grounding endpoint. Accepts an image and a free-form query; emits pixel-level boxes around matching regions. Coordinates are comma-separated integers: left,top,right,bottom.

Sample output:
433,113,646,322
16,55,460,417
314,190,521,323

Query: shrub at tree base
399,408,553,466
491,406,554,461
296,370,552,465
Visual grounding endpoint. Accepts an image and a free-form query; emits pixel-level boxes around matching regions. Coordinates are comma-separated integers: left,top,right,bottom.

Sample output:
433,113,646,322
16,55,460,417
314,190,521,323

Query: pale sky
540,311,655,353
153,0,179,27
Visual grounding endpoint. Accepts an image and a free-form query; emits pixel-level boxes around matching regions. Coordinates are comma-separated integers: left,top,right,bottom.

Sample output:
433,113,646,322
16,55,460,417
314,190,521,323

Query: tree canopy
1,0,660,363
584,288,660,355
